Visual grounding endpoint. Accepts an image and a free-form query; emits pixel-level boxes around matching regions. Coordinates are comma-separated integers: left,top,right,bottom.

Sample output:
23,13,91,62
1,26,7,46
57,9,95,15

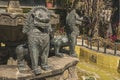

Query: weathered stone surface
0,65,18,80
0,55,79,80
0,13,25,26
7,0,23,13
45,66,78,80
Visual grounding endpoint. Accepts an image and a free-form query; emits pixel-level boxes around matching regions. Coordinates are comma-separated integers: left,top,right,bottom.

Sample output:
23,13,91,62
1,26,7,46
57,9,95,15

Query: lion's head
23,6,51,33
32,6,50,28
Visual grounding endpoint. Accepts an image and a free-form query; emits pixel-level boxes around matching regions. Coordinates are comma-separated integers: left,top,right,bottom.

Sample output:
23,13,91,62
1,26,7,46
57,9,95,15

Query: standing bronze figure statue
65,5,85,57
16,6,52,75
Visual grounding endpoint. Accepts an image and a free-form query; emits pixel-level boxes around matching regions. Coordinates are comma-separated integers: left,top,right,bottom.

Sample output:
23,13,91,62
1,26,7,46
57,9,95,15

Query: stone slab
0,55,79,80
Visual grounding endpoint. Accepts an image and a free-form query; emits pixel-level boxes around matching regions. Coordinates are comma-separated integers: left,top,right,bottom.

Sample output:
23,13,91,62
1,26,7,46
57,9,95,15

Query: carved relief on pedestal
0,13,25,26
16,16,25,25
0,14,15,26
7,0,23,13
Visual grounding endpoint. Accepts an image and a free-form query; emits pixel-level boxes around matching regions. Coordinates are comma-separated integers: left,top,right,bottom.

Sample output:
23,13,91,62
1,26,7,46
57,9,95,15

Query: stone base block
0,55,79,80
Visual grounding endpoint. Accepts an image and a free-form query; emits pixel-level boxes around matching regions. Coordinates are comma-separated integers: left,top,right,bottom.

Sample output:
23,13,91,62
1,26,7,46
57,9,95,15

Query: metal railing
81,36,120,56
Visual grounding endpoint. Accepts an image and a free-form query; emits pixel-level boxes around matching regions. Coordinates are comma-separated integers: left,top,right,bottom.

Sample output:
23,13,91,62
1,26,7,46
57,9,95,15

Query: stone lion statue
16,6,52,75
50,34,69,57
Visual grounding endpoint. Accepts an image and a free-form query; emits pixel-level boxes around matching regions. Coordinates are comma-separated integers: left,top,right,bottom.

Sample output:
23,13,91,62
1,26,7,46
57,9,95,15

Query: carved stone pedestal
7,0,23,13
0,55,79,80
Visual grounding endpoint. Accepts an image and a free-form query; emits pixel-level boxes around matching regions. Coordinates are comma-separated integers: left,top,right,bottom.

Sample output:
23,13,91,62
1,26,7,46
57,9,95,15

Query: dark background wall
111,0,119,35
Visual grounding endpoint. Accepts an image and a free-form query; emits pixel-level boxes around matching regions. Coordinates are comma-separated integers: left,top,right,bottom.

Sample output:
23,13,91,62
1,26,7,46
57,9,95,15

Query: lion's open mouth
35,17,50,23
34,16,50,28
34,21,50,28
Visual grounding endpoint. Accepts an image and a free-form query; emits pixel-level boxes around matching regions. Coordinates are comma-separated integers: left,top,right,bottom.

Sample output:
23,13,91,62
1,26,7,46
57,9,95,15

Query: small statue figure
65,5,85,57
50,34,68,57
16,6,53,75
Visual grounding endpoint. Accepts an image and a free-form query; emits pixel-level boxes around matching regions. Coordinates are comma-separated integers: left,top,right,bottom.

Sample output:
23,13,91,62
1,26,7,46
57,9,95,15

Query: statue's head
31,6,50,27
75,2,85,16
22,6,51,34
